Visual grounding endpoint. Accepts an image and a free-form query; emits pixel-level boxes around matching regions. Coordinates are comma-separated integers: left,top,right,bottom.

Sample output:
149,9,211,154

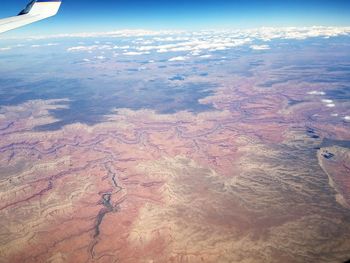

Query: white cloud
250,44,270,50
123,51,150,56
240,26,350,41
0,47,11,51
67,45,113,52
321,99,335,108
308,91,325,95
199,54,212,58
168,56,187,62
67,46,88,51
344,116,350,121
30,43,59,48
113,45,130,49
191,51,201,56
322,99,333,104
40,26,350,58
136,37,252,55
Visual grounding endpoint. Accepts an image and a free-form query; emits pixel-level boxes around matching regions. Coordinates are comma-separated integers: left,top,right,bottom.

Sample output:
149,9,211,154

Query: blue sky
1,0,350,36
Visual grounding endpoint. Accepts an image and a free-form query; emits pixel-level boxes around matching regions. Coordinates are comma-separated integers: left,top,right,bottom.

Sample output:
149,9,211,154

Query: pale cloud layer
2,27,349,57
61,26,350,57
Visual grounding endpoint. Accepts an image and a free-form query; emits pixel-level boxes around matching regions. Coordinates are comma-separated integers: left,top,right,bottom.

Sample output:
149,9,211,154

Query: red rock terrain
318,147,350,209
0,71,350,263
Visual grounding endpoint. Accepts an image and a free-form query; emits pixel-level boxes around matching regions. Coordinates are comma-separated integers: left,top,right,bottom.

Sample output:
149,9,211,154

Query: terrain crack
89,162,125,259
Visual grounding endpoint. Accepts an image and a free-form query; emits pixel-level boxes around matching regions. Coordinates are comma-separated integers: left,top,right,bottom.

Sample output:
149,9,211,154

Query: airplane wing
0,0,61,34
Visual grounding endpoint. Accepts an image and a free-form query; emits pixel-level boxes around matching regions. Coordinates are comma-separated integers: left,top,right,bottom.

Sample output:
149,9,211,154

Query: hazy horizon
0,0,350,37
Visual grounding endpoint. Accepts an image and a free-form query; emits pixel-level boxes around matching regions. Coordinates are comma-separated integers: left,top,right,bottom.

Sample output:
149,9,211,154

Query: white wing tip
19,0,62,18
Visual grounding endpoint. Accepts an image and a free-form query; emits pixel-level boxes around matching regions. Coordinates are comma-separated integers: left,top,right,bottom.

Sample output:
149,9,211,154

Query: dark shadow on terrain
0,77,215,131
326,86,350,101
321,138,350,149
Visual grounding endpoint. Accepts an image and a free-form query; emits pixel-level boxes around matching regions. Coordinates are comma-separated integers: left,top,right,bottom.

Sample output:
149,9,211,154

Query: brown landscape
0,69,350,263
